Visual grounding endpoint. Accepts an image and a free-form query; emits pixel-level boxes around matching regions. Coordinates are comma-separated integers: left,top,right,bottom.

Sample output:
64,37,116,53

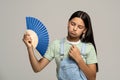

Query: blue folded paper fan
26,16,49,56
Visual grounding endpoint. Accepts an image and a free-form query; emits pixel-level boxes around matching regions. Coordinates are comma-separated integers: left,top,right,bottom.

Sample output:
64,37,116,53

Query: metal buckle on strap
60,54,64,61
60,38,65,61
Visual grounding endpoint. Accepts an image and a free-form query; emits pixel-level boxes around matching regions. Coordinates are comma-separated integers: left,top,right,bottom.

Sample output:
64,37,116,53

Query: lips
71,32,76,35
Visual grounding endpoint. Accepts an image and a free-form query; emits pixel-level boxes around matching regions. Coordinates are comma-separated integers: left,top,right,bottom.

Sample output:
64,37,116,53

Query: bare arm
23,33,50,73
27,47,50,72
69,45,96,80
75,57,96,80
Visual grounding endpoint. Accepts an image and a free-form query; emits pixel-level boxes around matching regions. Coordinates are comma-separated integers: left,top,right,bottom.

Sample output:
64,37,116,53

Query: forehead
70,17,85,26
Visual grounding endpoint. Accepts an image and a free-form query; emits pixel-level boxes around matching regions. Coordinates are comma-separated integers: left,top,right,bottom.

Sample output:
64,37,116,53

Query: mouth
69,32,77,37
71,32,76,35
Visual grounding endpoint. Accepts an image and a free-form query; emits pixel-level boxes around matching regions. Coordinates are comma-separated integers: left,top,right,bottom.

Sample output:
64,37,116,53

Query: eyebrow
71,21,85,27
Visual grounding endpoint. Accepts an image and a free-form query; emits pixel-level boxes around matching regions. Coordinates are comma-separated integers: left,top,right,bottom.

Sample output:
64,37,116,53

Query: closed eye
71,22,76,26
78,25,84,29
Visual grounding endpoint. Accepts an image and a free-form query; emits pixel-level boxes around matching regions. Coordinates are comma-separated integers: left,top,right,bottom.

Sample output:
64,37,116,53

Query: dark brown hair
69,11,98,72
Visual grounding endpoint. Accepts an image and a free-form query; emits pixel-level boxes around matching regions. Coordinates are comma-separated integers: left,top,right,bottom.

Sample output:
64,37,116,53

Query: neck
67,36,80,42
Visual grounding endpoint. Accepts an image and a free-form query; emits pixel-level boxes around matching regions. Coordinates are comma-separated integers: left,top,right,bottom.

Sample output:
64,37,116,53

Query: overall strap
81,43,86,53
60,38,65,60
81,43,86,55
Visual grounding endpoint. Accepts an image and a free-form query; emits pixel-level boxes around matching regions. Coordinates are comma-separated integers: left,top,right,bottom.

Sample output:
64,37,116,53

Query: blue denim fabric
58,39,87,80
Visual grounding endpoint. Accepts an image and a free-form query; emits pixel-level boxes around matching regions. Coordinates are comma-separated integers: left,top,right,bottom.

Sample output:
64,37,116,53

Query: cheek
77,30,84,36
68,27,71,33
68,25,72,31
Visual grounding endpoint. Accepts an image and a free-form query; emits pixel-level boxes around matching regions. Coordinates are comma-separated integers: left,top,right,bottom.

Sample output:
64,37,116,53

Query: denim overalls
58,39,87,80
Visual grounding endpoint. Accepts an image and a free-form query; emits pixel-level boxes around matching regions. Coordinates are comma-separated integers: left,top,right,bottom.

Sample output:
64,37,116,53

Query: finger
69,47,73,52
23,35,32,43
69,48,73,54
72,45,76,50
73,45,78,50
24,34,31,40
24,33,30,38
70,45,74,50
69,50,74,58
23,33,30,40
70,45,75,51
72,45,76,48
69,49,72,53
25,31,30,36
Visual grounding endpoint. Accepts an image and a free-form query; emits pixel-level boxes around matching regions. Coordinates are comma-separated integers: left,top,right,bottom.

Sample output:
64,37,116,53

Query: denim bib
58,39,87,80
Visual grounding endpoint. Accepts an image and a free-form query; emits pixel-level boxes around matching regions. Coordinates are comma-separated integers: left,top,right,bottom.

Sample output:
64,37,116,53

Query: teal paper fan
26,16,49,56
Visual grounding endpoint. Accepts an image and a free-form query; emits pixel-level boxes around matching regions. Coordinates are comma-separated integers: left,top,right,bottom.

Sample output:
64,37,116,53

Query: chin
68,33,79,38
69,34,78,39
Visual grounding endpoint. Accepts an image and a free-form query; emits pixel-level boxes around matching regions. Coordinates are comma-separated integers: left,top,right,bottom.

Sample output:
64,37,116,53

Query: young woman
23,11,98,80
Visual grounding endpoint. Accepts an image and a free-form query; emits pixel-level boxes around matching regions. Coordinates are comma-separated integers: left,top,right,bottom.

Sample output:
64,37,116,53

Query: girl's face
68,17,87,39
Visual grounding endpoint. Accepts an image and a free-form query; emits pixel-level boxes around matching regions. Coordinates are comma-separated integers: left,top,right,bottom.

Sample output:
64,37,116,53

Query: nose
73,26,78,31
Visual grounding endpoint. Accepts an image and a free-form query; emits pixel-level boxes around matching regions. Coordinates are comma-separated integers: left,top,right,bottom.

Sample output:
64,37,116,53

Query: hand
69,45,82,62
23,32,33,48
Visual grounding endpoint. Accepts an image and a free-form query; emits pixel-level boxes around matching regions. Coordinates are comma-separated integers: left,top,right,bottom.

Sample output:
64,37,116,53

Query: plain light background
0,0,120,80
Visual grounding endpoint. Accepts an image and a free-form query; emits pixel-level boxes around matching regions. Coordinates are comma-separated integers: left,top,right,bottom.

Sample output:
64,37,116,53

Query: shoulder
85,43,95,52
86,43,94,48
50,39,60,45
49,39,61,47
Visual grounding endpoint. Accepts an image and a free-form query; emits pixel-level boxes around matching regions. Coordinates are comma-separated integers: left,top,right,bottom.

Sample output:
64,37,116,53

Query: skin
23,33,50,72
23,17,96,80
